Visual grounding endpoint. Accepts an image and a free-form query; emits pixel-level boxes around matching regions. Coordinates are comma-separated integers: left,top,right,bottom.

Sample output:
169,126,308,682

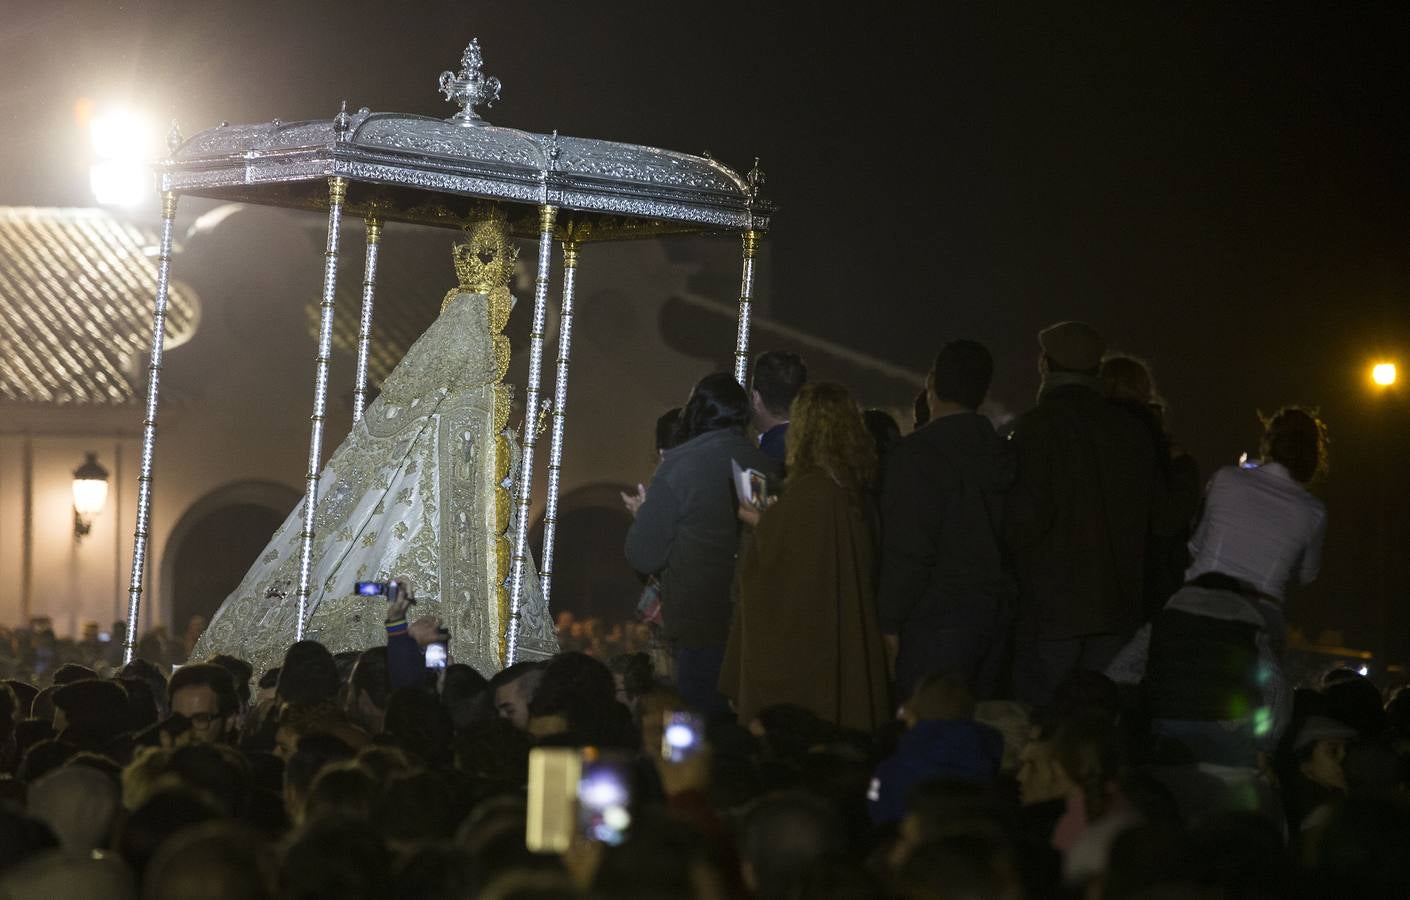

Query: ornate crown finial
746,157,765,202
167,119,184,154
438,38,502,127
333,100,351,139
451,205,518,296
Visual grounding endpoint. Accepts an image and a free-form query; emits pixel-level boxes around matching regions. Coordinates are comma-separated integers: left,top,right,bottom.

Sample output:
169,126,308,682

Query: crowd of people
1,319,1406,899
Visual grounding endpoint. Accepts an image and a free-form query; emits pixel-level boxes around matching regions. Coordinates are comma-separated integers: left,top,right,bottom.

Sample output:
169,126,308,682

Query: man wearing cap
1005,321,1160,707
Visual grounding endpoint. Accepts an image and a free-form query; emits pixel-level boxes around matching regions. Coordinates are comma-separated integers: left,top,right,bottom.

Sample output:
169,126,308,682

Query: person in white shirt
1107,407,1329,767
1185,406,1329,604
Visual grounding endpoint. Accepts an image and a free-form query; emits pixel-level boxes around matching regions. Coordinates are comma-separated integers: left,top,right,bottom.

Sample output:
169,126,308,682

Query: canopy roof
163,40,771,242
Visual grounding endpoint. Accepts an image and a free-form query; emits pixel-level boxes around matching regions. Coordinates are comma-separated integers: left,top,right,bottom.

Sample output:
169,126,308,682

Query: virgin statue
191,206,558,677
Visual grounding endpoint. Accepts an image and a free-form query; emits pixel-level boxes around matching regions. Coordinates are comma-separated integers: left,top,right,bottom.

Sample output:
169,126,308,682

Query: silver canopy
163,81,770,239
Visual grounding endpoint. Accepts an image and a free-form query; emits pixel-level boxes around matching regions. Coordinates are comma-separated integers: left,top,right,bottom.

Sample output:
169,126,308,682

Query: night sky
3,1,1408,653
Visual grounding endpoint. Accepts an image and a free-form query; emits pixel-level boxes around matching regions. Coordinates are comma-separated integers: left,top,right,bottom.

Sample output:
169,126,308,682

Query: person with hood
867,673,1003,825
878,340,1016,700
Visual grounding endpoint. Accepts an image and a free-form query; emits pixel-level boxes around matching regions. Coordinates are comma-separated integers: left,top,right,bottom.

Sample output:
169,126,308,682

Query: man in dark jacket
1005,321,1159,707
879,340,1016,700
749,350,807,465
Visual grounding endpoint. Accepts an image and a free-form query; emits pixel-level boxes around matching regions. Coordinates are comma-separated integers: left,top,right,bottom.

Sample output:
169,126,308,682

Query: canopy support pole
732,228,762,385
295,175,348,641
506,202,557,664
351,213,382,424
539,238,580,605
123,190,179,665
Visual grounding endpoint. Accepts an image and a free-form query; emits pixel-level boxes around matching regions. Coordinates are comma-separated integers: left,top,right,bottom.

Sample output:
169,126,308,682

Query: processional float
123,39,772,665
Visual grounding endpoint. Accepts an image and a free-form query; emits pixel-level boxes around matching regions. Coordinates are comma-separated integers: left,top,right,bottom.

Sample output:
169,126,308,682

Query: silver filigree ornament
439,39,501,128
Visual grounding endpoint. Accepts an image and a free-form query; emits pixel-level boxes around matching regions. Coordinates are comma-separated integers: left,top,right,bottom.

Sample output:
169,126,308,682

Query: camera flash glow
665,723,696,748
1358,665,1369,676
603,805,631,832
579,775,626,809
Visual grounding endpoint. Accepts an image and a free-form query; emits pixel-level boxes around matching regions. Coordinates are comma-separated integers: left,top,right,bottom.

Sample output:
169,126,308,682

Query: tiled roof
0,208,199,404
307,282,435,391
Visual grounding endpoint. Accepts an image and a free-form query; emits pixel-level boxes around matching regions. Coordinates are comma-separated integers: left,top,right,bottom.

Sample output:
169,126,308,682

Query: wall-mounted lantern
72,453,110,539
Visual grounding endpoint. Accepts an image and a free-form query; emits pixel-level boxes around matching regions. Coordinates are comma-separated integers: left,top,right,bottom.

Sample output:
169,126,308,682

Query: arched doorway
530,483,642,625
161,481,300,638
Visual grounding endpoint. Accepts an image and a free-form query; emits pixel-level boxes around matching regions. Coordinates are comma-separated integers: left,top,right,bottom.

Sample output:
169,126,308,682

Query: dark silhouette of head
277,641,341,707
676,373,750,444
931,340,994,411
750,351,808,419
1260,406,1329,483
740,790,846,900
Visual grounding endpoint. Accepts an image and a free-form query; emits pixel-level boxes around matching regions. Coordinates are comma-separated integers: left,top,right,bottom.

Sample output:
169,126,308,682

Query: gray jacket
625,428,778,648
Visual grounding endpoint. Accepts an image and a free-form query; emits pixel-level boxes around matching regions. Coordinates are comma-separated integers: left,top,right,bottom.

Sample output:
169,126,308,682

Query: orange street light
1371,362,1397,387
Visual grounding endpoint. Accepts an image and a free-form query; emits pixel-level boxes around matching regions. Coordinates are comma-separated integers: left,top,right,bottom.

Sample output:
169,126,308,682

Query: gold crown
452,205,518,295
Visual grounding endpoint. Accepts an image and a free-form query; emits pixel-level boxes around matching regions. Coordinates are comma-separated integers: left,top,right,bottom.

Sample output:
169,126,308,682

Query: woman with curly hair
720,382,892,731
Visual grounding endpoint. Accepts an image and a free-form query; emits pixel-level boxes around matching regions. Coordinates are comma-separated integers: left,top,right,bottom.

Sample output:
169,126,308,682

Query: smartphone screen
661,711,704,763
354,581,386,596
577,753,634,846
526,747,581,853
424,642,448,669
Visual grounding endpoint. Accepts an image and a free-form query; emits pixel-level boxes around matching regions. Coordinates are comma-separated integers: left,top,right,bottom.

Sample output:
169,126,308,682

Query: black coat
624,428,778,649
1004,384,1161,640
878,412,1017,638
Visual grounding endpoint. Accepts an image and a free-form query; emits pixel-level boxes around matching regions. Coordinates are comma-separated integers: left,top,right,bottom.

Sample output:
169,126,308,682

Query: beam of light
1371,362,1397,387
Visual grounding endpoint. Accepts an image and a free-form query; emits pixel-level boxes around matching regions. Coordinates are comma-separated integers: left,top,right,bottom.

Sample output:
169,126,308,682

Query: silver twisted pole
123,190,179,664
732,228,761,385
506,203,557,664
351,214,382,424
539,239,580,604
295,176,348,641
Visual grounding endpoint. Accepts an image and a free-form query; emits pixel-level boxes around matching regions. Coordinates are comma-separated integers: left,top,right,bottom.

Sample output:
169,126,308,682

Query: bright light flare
90,162,152,207
90,108,154,160
1371,362,1397,387
86,106,157,207
72,477,109,518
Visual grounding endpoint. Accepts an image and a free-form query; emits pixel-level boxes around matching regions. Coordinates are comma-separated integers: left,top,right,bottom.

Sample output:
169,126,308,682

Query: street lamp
1372,362,1397,387
73,452,110,539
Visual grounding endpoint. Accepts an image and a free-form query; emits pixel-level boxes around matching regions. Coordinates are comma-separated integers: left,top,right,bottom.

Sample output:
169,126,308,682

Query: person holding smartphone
382,582,451,690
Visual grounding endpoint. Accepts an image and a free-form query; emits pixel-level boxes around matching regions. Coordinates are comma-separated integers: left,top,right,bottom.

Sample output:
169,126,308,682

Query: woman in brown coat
720,382,892,732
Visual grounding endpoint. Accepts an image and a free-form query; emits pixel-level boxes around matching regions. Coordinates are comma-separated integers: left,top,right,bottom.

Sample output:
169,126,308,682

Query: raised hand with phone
378,576,452,685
